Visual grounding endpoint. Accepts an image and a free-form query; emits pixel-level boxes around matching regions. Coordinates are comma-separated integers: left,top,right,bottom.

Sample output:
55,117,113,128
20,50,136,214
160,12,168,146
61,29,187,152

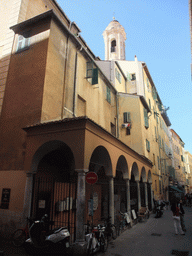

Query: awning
169,186,183,193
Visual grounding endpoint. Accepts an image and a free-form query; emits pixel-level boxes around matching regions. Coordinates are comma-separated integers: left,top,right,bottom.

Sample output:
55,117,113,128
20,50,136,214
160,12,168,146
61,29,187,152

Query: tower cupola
103,18,126,60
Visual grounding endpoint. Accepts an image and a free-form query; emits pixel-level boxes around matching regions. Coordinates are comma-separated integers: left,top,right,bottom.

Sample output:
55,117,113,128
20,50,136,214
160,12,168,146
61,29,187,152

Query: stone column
144,182,148,208
73,169,88,256
23,172,33,219
150,183,154,210
109,176,114,224
136,181,141,210
125,179,131,216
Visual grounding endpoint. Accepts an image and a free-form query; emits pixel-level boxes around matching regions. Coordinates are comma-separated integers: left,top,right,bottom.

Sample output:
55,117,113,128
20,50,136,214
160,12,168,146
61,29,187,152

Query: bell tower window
111,40,116,52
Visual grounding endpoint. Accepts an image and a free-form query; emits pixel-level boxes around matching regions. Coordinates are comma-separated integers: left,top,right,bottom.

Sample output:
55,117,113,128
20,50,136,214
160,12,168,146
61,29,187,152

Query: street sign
86,172,98,185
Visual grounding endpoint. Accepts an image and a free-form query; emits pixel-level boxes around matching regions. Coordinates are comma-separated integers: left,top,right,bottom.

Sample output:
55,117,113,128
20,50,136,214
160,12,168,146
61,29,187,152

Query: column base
72,241,88,256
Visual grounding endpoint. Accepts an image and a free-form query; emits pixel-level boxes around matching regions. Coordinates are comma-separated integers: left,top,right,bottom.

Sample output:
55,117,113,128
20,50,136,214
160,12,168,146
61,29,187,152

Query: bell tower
103,18,126,60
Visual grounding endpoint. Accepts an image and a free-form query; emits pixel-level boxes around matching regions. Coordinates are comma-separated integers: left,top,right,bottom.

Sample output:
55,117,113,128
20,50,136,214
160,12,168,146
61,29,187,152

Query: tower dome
103,19,126,60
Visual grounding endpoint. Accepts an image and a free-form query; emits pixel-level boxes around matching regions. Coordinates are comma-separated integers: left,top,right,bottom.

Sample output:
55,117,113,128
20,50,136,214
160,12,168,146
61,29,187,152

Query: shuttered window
144,108,149,128
123,112,131,123
106,86,111,103
86,61,98,85
146,139,150,152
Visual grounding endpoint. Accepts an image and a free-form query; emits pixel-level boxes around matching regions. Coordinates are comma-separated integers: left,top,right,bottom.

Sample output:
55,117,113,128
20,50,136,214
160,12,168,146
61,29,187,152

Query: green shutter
92,68,98,85
144,108,149,128
106,86,111,103
152,87,157,100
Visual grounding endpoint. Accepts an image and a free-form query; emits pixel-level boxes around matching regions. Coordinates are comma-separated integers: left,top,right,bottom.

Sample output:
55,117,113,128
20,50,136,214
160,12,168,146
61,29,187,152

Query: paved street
98,206,192,256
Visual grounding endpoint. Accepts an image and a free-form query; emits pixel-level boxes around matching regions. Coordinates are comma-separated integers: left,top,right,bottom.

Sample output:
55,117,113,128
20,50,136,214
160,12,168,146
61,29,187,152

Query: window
146,139,150,152
111,40,116,52
153,154,156,165
157,156,160,170
148,99,151,110
147,78,149,88
115,68,121,83
144,108,149,128
86,61,98,85
131,73,136,81
17,31,30,52
111,122,116,136
106,86,111,103
152,87,157,100
123,112,131,123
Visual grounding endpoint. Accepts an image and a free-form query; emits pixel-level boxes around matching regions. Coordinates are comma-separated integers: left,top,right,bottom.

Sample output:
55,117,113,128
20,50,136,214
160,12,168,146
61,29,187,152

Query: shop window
86,61,98,85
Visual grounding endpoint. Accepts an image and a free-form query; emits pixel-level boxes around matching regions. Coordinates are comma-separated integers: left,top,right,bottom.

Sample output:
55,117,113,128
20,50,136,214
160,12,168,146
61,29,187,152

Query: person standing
178,200,186,232
171,202,185,235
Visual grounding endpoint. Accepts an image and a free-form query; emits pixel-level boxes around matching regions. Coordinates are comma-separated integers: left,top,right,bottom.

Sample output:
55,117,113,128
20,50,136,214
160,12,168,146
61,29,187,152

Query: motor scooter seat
53,227,68,234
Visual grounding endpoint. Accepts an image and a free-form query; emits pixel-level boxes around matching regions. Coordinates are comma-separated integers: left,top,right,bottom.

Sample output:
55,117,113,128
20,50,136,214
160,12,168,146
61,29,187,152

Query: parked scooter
155,200,165,218
24,214,70,255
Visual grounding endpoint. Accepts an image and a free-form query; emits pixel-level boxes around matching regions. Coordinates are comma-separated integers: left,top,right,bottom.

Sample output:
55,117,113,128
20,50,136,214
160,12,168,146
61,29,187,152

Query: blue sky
57,0,192,153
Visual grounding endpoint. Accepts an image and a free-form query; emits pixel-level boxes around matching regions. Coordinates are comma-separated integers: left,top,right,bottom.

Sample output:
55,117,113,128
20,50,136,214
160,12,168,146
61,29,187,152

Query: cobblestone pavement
97,206,192,256
1,207,192,256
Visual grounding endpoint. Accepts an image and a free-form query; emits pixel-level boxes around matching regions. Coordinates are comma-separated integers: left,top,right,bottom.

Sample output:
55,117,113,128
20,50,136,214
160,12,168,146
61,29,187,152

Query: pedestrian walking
171,202,185,235
178,200,186,232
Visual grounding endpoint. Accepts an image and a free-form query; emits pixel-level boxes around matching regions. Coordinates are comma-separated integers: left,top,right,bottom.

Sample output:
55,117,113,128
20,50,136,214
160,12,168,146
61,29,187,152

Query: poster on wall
1,188,11,209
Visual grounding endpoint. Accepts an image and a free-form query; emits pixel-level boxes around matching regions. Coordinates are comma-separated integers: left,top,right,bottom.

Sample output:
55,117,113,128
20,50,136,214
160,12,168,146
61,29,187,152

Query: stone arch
29,140,77,242
140,167,147,182
89,145,112,177
131,162,139,181
116,155,129,179
30,140,75,174
147,170,152,183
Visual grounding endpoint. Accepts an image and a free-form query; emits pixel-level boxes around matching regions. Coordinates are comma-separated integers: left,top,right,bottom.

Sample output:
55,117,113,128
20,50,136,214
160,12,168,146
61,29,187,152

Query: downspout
73,46,83,116
116,92,119,138
61,21,72,119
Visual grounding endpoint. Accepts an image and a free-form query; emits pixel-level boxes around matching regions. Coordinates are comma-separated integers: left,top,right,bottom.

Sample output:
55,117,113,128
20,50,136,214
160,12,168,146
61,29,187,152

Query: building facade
0,2,154,251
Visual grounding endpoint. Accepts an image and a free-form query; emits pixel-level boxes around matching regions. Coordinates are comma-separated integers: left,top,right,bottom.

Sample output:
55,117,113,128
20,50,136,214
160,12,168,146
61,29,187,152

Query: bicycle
101,216,117,241
11,217,34,247
85,220,108,255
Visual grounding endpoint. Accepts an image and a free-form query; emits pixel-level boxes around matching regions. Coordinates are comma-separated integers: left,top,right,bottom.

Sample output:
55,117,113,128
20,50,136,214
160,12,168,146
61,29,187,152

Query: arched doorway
114,170,127,215
86,146,112,226
130,163,139,213
140,177,145,207
31,142,77,242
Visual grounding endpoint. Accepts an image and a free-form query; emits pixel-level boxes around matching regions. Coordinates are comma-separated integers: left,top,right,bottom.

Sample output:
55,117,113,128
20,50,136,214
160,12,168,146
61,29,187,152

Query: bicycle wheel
111,225,117,240
12,229,26,247
100,235,108,252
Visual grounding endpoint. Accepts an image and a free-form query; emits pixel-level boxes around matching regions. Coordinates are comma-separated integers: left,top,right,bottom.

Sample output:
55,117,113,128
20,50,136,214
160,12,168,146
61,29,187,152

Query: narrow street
97,206,192,256
1,206,192,256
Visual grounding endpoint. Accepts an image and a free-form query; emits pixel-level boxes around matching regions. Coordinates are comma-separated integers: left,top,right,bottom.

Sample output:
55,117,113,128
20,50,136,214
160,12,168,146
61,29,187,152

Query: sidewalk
98,206,192,256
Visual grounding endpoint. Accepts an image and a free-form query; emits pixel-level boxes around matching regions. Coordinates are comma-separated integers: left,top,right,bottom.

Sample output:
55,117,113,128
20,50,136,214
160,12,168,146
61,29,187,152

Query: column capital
75,169,89,174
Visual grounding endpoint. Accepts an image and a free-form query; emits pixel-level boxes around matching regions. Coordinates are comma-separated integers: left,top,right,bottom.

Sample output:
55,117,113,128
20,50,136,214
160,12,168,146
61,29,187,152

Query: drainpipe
73,46,83,116
116,92,119,138
61,21,72,119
